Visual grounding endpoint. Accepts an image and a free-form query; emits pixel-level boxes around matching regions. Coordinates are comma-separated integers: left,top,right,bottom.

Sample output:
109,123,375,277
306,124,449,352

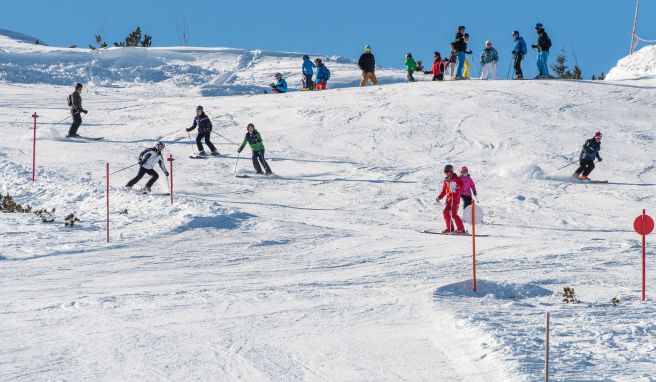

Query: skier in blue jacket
511,31,527,79
314,58,330,90
301,55,315,90
270,73,288,93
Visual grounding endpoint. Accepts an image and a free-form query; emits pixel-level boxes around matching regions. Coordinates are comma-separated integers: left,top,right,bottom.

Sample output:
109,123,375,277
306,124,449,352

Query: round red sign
634,214,655,235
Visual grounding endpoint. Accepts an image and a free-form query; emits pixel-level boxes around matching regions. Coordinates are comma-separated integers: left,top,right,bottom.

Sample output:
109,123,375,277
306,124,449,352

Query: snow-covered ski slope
2,31,656,381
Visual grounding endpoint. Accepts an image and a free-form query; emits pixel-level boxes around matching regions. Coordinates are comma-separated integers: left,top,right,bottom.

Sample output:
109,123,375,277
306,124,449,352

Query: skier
125,141,169,193
358,45,377,86
459,166,478,210
531,23,552,79
437,164,466,234
511,31,527,79
186,106,219,156
270,73,288,93
454,26,467,79
237,123,272,175
301,55,315,90
314,58,330,90
479,40,499,80
462,33,473,79
572,131,603,181
404,53,417,82
66,83,88,137
448,42,458,79
423,51,446,81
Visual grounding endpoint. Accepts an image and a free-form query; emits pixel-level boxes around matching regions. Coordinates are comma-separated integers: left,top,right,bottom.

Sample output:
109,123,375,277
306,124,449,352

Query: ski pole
557,159,579,170
234,152,240,174
187,131,197,155
106,163,139,176
507,59,513,79
211,130,239,145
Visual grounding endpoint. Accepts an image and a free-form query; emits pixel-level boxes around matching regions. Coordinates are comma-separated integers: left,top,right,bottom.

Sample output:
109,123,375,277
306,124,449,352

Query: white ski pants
479,62,497,80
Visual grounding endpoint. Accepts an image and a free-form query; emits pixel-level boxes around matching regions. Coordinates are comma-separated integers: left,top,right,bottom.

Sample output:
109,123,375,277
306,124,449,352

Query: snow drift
606,44,656,80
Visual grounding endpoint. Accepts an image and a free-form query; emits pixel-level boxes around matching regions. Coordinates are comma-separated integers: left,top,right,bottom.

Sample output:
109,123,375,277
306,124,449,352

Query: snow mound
0,28,46,46
606,45,656,80
433,280,553,299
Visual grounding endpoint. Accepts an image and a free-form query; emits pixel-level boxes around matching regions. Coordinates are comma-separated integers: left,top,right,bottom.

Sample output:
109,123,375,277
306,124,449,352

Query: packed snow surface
1,31,656,381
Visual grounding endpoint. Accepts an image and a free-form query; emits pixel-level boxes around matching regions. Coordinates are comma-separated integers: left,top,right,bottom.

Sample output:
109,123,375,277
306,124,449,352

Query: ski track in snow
2,37,656,381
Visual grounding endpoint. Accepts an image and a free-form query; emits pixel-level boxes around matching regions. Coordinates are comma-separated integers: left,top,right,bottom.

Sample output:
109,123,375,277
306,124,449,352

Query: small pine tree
572,65,582,80
564,69,572,79
599,72,605,80
591,74,597,80
125,27,142,47
141,34,152,47
550,49,568,78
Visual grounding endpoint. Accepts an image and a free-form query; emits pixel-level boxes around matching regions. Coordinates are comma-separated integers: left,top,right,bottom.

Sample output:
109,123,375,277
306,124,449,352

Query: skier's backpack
67,94,73,107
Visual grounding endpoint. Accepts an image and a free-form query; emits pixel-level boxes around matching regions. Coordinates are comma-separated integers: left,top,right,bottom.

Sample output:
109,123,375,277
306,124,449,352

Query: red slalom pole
642,209,647,301
167,154,174,205
106,163,110,243
472,199,477,293
545,312,550,381
32,112,38,182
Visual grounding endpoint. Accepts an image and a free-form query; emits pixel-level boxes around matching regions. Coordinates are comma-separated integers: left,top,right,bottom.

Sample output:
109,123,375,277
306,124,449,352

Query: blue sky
1,0,654,79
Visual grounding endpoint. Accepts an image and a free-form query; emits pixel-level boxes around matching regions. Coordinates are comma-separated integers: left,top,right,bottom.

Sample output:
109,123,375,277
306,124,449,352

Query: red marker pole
106,162,110,243
472,199,477,293
545,312,550,382
633,209,654,301
167,154,174,205
32,112,38,182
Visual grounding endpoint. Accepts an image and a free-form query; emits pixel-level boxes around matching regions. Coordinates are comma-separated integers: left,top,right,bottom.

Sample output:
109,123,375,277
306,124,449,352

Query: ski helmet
302,54,309,60
155,141,165,150
196,105,203,111
406,52,412,58
443,164,454,173
274,72,282,78
460,166,469,173
433,51,441,58
364,44,371,52
535,23,544,30
512,30,520,36
464,33,469,38
75,82,83,89
314,58,323,64
458,25,466,31
485,40,492,46
593,130,602,138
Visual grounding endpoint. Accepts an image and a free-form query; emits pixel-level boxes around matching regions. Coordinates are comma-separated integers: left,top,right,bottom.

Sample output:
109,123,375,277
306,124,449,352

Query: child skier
459,166,477,210
448,42,457,79
404,53,417,82
572,131,603,181
186,105,219,156
424,51,447,81
270,73,288,93
237,123,273,175
437,164,465,234
301,55,315,90
125,141,169,193
479,40,499,80
314,58,330,90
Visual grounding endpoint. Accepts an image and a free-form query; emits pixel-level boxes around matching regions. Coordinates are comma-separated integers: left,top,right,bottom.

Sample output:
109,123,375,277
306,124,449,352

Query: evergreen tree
141,34,152,47
550,49,568,78
591,74,597,80
572,65,582,80
599,72,605,80
125,27,142,47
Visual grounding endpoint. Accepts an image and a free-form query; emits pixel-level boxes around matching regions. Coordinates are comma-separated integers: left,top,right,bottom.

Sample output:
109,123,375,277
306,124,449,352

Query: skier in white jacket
125,142,169,192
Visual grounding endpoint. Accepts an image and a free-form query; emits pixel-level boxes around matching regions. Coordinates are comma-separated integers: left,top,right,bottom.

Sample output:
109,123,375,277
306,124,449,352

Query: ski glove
237,147,243,153
164,172,170,177
83,110,88,114
186,127,193,132
597,157,602,162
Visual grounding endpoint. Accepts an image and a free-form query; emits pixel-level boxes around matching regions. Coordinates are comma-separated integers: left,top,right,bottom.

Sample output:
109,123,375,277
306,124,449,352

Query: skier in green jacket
404,53,417,82
237,123,272,175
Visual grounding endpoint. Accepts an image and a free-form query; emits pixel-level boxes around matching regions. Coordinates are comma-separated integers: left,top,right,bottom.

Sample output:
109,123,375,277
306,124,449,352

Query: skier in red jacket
437,164,466,234
423,51,448,81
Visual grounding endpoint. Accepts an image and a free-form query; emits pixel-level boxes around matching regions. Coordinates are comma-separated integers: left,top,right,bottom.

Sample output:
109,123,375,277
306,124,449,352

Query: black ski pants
68,113,82,135
126,167,159,188
432,74,444,81
514,53,524,78
252,150,272,174
406,71,416,82
573,159,595,177
461,195,473,210
196,131,217,153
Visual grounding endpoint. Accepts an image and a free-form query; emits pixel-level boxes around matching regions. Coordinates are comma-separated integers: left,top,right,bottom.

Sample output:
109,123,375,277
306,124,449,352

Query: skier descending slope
572,131,603,181
186,106,219,156
125,142,169,193
437,164,465,234
237,123,273,175
66,83,88,137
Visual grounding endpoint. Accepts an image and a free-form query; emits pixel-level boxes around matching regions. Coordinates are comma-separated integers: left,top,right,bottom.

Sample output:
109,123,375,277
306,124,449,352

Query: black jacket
454,32,467,52
189,113,212,133
580,138,601,161
537,31,552,52
358,52,376,72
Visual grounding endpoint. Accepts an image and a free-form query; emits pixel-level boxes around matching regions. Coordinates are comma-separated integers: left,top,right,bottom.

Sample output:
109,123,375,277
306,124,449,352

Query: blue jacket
315,64,330,83
302,59,315,76
274,79,288,93
512,36,527,55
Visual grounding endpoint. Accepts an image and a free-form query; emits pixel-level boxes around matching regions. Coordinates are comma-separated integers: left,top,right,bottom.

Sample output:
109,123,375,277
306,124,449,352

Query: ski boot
211,151,220,156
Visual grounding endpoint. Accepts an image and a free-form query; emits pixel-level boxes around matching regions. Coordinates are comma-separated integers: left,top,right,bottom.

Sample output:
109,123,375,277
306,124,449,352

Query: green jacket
404,57,417,72
239,130,265,152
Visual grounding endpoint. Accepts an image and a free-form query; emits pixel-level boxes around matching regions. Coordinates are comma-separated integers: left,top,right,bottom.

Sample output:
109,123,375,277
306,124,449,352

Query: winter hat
302,54,309,60
314,58,323,64
274,72,282,78
485,40,492,46
464,33,469,38
75,82,83,89
535,23,544,30
458,25,465,30
155,141,165,151
593,130,602,138
512,30,520,36
433,51,441,57
196,105,203,111
364,44,371,52
460,166,469,173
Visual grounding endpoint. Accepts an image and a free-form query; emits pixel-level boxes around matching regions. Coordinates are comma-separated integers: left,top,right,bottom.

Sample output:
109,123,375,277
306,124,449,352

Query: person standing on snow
238,123,273,175
358,45,377,86
511,31,527,79
454,26,468,79
462,33,474,79
437,164,466,234
301,55,315,90
448,42,458,79
531,23,552,79
186,106,219,156
125,141,169,192
423,51,447,81
572,131,603,181
314,58,330,90
270,73,288,93
66,83,88,137
459,166,478,210
479,40,499,80
404,53,417,82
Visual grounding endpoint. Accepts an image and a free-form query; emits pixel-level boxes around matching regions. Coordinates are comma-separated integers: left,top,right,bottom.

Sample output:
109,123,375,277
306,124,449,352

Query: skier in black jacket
358,45,377,86
454,26,468,79
67,83,88,137
531,23,553,78
186,106,219,156
572,131,603,181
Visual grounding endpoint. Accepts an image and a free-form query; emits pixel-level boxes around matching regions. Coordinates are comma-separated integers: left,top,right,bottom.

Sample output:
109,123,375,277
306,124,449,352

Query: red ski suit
437,173,465,232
